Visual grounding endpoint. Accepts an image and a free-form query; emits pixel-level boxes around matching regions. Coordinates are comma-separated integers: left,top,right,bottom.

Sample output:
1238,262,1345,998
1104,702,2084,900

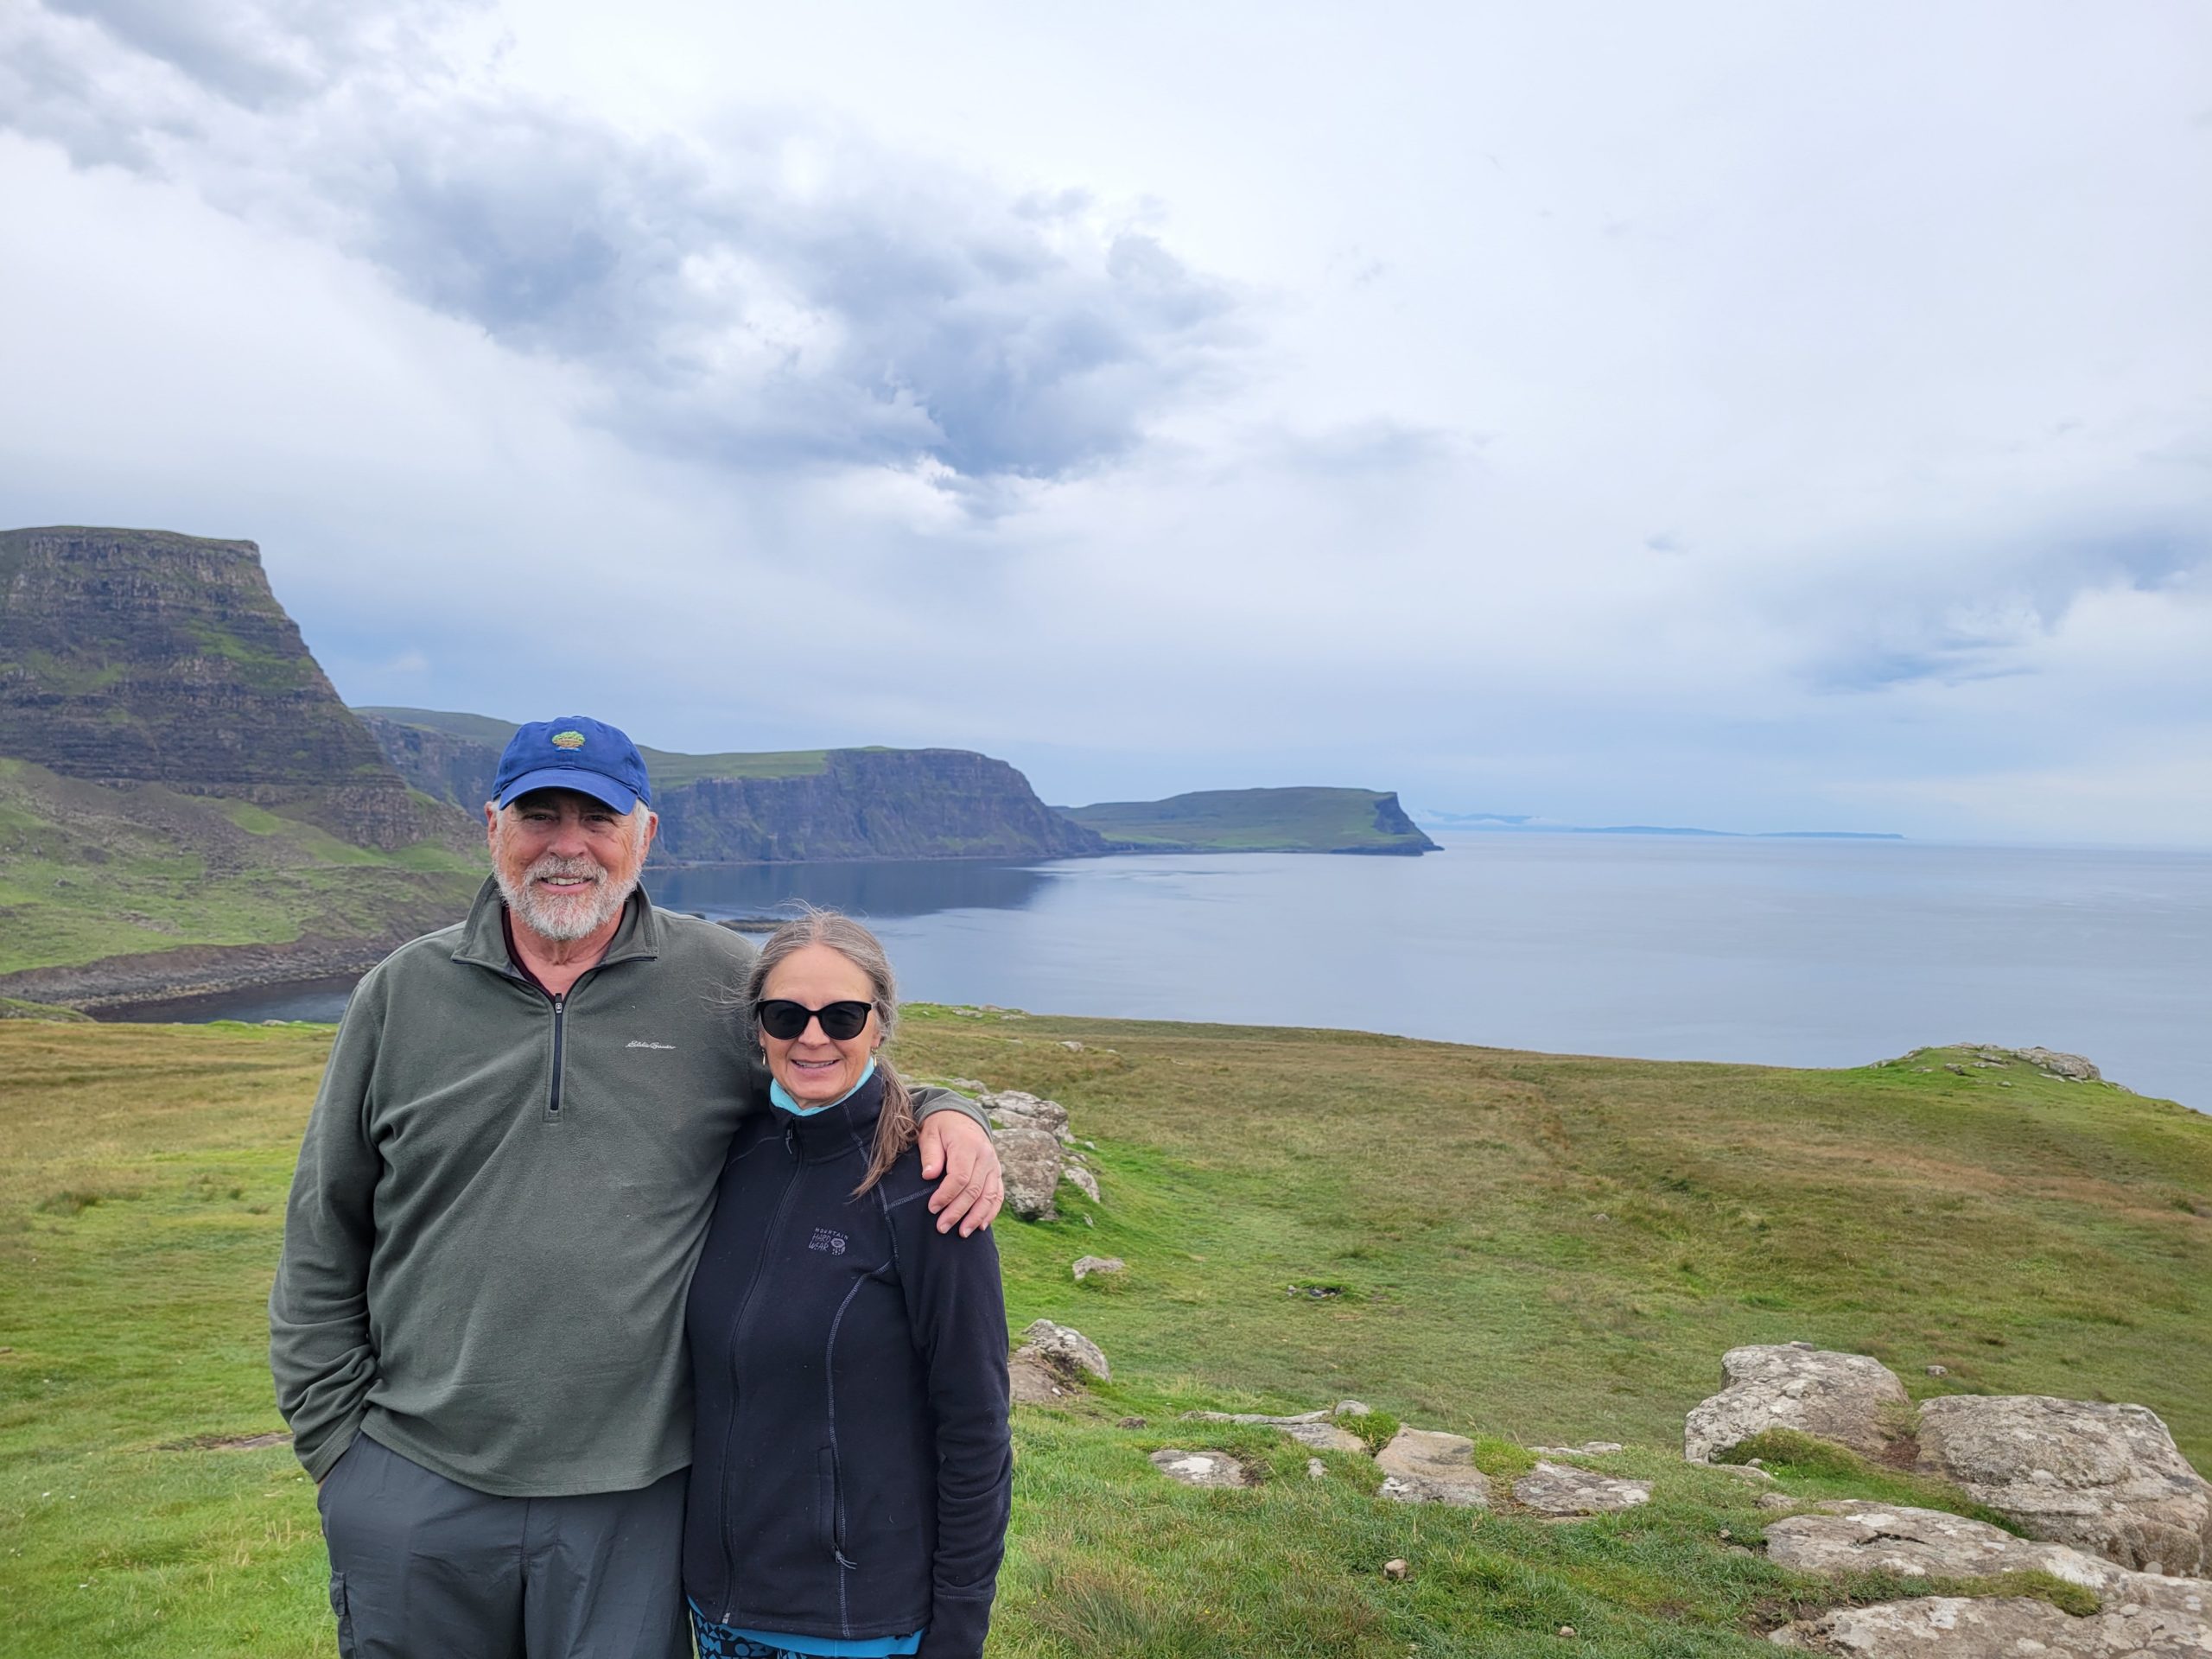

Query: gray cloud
3,0,1238,487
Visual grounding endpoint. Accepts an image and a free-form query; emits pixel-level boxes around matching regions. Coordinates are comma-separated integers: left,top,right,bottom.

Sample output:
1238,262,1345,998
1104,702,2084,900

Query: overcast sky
3,1,2208,843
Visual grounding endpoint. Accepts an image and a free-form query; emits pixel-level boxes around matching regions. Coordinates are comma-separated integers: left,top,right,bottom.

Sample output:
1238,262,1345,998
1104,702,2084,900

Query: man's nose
548,813,594,855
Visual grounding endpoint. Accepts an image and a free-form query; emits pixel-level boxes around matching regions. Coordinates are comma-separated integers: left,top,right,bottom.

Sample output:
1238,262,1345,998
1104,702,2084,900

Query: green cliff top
357,706,836,783
1065,785,1440,854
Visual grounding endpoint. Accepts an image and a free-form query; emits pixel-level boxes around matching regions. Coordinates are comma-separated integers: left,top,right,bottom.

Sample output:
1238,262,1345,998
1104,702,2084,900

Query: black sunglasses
753,999,874,1041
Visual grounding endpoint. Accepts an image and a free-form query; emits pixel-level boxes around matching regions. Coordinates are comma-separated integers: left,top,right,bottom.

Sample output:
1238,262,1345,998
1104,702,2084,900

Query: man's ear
484,802,500,852
641,809,660,853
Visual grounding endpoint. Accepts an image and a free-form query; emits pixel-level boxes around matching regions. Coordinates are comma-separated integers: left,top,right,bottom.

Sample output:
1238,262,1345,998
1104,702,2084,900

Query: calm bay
110,832,2210,1111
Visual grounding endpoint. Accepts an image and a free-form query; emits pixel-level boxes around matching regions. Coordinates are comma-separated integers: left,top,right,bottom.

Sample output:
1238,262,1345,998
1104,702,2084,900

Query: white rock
1917,1395,2212,1575
1376,1428,1491,1508
1513,1461,1652,1516
1682,1344,1910,1464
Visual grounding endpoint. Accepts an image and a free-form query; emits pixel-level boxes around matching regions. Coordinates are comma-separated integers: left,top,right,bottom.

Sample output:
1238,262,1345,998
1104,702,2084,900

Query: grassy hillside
3,1018,2207,1656
0,759,483,984
1065,787,1439,854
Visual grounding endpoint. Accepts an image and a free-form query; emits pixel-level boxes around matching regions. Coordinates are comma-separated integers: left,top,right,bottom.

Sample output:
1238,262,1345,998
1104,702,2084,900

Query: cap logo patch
550,730,587,750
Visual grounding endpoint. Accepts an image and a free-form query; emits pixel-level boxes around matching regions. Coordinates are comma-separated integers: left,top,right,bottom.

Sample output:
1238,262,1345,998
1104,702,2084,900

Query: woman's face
758,942,880,1105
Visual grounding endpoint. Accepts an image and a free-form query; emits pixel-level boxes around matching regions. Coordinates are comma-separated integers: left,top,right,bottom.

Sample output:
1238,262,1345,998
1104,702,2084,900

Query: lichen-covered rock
1149,1448,1249,1488
1376,1428,1491,1508
1763,1500,2212,1619
992,1126,1062,1220
2018,1047,2101,1082
1071,1255,1124,1281
1007,1319,1108,1404
982,1090,1074,1144
1512,1461,1651,1516
1916,1396,2212,1576
1184,1408,1363,1453
1061,1164,1101,1203
1769,1594,2212,1656
1765,1500,2113,1587
1682,1343,1909,1464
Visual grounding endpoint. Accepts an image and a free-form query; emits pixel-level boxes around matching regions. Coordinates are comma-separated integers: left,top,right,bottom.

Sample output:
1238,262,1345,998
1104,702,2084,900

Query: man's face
485,789,657,944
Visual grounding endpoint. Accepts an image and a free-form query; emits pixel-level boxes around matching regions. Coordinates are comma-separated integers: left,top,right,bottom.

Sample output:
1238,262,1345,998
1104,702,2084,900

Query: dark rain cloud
3,0,1240,487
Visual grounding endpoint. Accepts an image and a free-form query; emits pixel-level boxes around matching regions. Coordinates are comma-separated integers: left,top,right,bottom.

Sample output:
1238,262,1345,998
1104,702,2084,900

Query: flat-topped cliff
0,527,444,850
359,706,1107,862
1064,785,1440,855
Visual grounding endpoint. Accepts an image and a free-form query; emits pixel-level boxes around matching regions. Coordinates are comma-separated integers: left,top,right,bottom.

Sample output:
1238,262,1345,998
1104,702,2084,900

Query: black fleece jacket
683,1071,1012,1659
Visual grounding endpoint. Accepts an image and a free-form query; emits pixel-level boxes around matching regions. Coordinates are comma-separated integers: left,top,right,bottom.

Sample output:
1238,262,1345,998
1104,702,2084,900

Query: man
270,715,1003,1658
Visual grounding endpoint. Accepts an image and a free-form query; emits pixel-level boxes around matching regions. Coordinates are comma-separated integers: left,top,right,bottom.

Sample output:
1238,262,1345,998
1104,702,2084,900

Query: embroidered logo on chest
807,1228,848,1256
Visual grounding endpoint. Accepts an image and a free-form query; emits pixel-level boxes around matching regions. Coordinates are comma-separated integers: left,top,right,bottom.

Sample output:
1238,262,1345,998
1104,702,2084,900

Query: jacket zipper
718,1127,805,1624
546,993,566,1118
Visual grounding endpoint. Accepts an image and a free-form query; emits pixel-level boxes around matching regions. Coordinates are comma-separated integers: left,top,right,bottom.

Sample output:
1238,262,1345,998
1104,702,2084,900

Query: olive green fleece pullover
269,876,986,1498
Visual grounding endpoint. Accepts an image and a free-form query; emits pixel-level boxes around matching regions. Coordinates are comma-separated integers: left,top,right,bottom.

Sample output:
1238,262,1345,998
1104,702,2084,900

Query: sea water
111,834,2211,1111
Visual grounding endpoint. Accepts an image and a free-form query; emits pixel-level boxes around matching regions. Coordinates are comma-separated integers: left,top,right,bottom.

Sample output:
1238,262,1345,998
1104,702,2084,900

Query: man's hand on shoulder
918,1111,1003,1236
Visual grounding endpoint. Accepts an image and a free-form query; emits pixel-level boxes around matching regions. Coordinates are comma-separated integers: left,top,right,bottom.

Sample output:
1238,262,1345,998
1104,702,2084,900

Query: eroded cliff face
356,714,499,817
362,710,1107,863
0,527,441,849
654,749,1108,862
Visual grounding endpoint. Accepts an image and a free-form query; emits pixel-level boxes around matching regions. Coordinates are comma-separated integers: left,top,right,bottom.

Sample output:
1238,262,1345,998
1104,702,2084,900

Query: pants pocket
327,1570,357,1659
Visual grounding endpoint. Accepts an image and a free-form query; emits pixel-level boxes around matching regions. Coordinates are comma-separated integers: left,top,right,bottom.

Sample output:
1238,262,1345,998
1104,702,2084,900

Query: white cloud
2,0,2208,843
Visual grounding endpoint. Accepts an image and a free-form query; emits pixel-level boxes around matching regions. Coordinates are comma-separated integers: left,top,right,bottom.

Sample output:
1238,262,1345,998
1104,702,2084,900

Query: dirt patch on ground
162,1431,294,1452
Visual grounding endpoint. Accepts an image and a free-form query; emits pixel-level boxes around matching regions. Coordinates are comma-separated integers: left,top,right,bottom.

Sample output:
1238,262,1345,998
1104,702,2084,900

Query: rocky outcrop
1770,1595,2211,1656
982,1090,1074,1143
1683,1343,1910,1464
0,527,440,849
1071,1255,1124,1281
1767,1500,2111,1586
1513,1461,1651,1516
993,1127,1063,1220
1376,1428,1491,1508
1007,1319,1108,1404
1916,1397,2212,1576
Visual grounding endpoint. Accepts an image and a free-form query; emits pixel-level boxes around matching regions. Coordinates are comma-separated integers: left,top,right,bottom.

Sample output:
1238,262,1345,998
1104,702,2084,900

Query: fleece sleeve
910,1083,990,1135
267,974,387,1480
899,1211,1013,1659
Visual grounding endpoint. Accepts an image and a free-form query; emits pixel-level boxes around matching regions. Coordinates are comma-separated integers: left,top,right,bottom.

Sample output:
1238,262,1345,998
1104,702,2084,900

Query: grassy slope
3,1019,2207,1656
1065,787,1432,853
355,706,836,784
0,760,484,977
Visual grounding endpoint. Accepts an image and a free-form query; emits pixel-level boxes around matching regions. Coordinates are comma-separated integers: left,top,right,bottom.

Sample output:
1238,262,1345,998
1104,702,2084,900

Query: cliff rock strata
0,527,444,849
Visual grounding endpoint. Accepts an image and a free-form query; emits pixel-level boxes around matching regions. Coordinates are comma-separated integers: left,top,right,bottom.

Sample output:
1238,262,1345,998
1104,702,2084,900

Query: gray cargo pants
316,1433,690,1659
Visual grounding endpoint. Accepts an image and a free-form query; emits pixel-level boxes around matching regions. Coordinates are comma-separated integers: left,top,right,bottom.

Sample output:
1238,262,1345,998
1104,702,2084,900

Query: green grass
0,760,483,978
3,1019,2207,1656
1064,787,1435,854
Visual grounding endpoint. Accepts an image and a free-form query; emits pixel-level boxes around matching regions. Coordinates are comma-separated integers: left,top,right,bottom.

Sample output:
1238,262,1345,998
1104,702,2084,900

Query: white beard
496,854,638,943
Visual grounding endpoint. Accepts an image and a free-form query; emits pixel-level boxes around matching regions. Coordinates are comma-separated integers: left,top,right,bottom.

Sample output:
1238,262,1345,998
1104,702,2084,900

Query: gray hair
741,906,900,1038
743,906,914,1196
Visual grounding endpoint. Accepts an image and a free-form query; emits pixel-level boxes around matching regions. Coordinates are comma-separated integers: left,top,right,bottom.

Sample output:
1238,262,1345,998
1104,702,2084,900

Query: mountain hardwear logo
809,1229,848,1256
551,729,587,749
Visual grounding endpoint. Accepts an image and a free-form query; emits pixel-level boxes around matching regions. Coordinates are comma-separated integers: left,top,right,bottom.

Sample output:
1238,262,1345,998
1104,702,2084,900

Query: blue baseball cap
492,716,653,814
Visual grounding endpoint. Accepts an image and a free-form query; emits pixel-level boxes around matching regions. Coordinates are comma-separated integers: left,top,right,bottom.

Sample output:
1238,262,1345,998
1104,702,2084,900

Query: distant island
1420,810,1904,841
1062,786,1439,855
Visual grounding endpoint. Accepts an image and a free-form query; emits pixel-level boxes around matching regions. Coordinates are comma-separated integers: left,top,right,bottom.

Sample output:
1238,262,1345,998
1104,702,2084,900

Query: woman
683,911,1013,1659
